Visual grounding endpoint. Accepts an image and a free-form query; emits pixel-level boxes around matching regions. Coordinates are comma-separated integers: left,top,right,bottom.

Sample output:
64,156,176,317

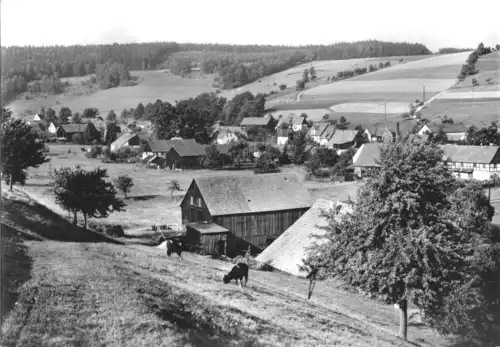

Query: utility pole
423,86,426,103
384,103,387,122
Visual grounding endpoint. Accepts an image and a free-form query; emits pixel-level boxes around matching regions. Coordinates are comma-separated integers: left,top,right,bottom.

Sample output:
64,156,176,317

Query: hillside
1,186,460,347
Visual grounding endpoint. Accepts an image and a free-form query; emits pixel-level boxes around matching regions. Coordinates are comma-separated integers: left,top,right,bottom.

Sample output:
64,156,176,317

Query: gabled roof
255,199,352,277
308,122,330,137
351,143,386,168
190,173,313,216
169,140,207,157
291,116,307,126
240,117,270,126
59,123,89,133
424,123,468,134
327,130,360,145
440,144,500,164
321,125,335,140
111,133,139,149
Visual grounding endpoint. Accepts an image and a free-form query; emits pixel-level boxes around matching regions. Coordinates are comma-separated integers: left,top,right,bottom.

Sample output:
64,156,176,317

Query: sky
1,0,499,52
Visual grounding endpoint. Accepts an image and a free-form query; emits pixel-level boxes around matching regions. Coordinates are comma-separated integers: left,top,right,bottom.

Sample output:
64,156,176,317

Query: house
181,173,314,256
185,222,231,255
276,128,290,146
110,133,141,152
118,124,132,134
255,199,352,277
364,125,394,143
418,123,468,143
143,138,205,161
213,126,243,145
47,122,58,134
307,122,330,144
318,125,336,146
290,116,309,132
22,114,43,124
165,141,207,170
441,144,500,180
351,143,385,177
56,123,95,142
240,117,271,130
326,129,363,153
135,120,154,133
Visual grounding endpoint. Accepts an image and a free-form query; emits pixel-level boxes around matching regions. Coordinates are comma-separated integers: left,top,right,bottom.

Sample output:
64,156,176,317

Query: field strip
435,90,500,100
329,102,409,114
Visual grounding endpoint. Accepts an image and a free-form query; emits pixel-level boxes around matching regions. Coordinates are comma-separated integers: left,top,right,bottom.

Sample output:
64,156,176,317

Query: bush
116,146,139,160
279,84,287,90
72,133,84,144
87,222,125,237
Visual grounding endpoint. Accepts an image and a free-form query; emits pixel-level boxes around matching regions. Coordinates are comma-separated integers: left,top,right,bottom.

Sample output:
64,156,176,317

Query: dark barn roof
190,173,313,216
169,141,207,157
148,138,203,154
440,144,500,164
59,123,89,133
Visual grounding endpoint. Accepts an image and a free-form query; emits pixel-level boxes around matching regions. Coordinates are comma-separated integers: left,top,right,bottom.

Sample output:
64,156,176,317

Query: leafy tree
120,108,129,121
1,102,12,123
58,107,72,124
52,166,126,229
309,66,316,80
82,108,99,119
113,175,134,199
304,138,499,341
429,127,448,144
465,123,500,146
229,140,253,168
44,107,58,126
302,69,309,83
330,148,356,176
279,84,287,90
70,112,82,123
168,180,181,196
336,116,350,130
1,118,50,190
285,130,307,164
107,110,117,122
102,146,111,158
105,122,120,145
72,133,84,144
133,103,145,120
306,147,339,175
254,153,280,174
84,122,102,144
201,144,228,169
249,93,266,117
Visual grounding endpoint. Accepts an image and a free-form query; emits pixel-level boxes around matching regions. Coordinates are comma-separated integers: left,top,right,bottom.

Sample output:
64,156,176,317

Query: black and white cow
223,263,249,287
165,239,183,261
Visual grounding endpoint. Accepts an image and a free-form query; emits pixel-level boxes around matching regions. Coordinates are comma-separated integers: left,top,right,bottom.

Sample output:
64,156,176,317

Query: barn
56,123,95,142
165,141,207,170
180,173,313,257
255,199,352,277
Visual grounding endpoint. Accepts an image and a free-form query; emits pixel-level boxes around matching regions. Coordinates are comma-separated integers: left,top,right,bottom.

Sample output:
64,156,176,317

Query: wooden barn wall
180,182,213,225
181,155,203,169
200,233,228,255
165,150,181,169
213,208,309,255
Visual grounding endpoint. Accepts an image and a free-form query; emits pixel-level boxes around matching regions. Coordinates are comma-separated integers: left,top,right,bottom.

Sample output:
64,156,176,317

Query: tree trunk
398,299,408,341
10,177,13,191
83,213,87,230
73,211,77,225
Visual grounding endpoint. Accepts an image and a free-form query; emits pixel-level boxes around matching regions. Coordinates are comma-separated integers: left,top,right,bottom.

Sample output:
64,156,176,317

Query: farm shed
56,123,96,142
110,133,141,152
185,222,230,256
180,173,313,257
143,138,204,159
240,117,272,130
326,129,363,153
165,141,207,170
255,199,352,277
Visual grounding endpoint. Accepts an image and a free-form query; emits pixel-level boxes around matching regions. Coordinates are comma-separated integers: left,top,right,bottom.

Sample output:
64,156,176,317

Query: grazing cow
165,239,183,261
223,263,249,287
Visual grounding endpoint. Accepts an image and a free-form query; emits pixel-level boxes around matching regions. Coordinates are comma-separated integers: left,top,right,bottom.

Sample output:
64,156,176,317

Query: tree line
457,42,495,81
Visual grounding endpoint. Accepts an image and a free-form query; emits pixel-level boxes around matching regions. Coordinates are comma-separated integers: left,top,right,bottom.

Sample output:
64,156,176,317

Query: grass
6,70,217,118
1,190,460,346
419,99,500,126
450,51,500,93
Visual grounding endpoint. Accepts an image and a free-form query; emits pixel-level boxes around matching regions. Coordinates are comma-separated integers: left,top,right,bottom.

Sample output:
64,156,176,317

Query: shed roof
59,123,88,133
255,199,352,277
191,173,313,216
327,130,360,145
148,138,201,153
169,140,207,157
240,117,270,126
186,222,229,234
440,144,500,164
110,133,138,149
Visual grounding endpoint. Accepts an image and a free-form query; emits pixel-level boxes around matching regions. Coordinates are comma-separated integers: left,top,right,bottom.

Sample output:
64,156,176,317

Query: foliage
305,147,339,175
51,166,126,229
330,148,356,176
229,140,253,168
285,131,308,164
116,147,139,161
1,117,49,190
201,144,230,169
84,123,102,144
113,175,135,199
70,112,82,124
72,133,84,144
465,123,500,146
304,138,500,342
107,110,117,122
168,180,181,196
96,63,131,89
279,84,287,90
82,108,99,119
58,107,72,124
105,122,121,145
254,153,280,174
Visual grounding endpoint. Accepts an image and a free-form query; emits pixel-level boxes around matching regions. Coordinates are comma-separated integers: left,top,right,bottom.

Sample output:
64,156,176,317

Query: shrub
279,84,286,90
72,133,84,144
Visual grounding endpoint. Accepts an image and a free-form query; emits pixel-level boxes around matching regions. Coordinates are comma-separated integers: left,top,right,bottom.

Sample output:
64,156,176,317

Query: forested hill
1,40,431,99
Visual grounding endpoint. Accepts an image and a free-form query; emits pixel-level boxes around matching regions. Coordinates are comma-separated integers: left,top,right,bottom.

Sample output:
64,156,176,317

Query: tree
304,138,499,342
1,118,50,190
250,94,266,117
305,147,339,175
309,66,316,80
58,107,72,124
105,122,120,145
330,148,356,176
336,116,350,130
71,112,82,124
120,108,129,121
168,180,181,196
72,133,84,144
229,140,253,168
279,84,287,90
84,123,102,144
82,108,99,119
285,130,307,164
44,107,58,125
52,166,126,229
107,110,117,122
254,153,280,173
113,175,134,199
133,103,145,119
201,144,227,169
302,69,309,83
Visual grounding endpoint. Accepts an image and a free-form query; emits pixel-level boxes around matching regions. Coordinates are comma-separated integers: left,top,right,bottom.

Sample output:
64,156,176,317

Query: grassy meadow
21,144,361,231
1,187,460,346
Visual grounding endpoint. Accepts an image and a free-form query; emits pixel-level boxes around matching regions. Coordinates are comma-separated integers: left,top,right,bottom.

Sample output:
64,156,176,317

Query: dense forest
437,47,474,54
1,40,431,100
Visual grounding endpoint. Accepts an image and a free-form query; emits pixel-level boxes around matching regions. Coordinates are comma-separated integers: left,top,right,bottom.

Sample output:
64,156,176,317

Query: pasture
22,144,361,231
6,70,216,118
419,99,500,126
450,51,500,93
1,188,454,347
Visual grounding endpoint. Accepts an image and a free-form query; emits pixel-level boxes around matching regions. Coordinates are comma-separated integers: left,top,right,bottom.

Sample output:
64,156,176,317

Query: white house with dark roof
256,199,352,277
418,123,468,143
181,173,313,256
110,133,141,152
326,129,363,154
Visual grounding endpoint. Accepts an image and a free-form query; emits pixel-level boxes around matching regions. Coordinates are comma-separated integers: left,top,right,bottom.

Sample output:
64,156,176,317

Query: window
190,196,194,205
196,197,202,207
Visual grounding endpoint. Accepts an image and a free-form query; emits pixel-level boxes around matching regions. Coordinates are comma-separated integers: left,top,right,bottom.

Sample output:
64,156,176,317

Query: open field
21,144,362,230
419,98,500,126
1,188,461,346
450,51,500,93
6,70,217,117
223,55,431,102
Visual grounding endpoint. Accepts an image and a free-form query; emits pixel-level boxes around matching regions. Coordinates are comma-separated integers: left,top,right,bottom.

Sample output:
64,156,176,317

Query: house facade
276,128,290,146
418,123,468,143
165,143,207,170
326,129,363,154
56,123,94,141
307,122,330,144
180,173,313,256
110,133,141,152
441,144,500,180
291,116,308,132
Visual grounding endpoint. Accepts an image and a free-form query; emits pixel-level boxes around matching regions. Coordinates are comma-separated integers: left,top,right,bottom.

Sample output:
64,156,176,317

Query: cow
165,239,183,261
223,263,249,287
